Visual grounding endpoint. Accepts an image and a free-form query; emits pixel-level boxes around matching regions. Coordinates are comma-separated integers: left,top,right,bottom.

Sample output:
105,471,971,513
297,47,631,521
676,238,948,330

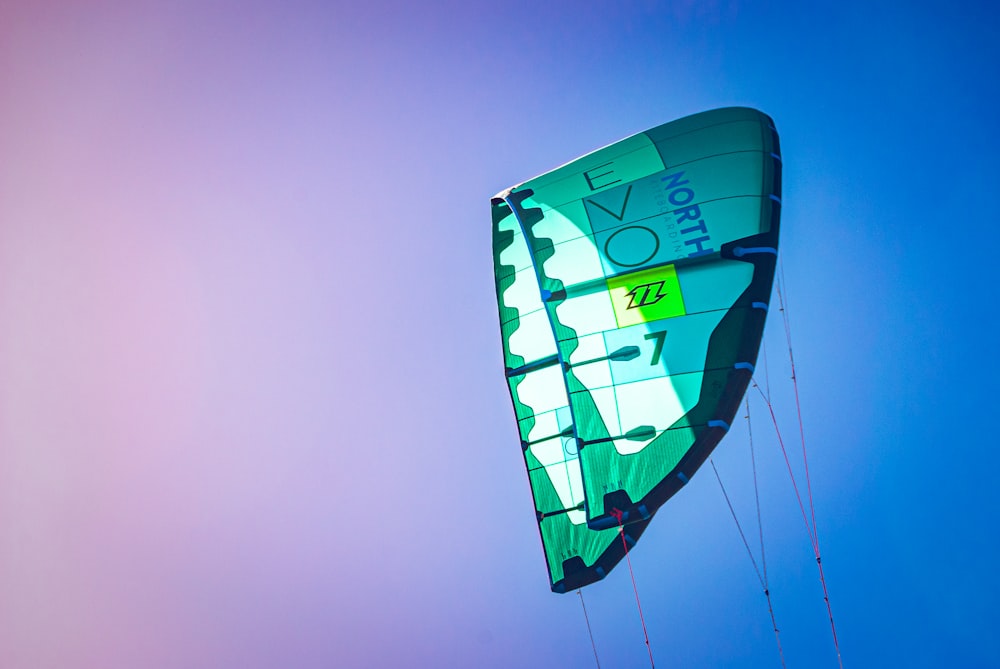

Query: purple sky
2,2,998,667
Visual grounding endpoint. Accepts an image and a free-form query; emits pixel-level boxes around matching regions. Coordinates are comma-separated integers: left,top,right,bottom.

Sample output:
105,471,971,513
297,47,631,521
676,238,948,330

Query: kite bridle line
710,400,788,669
744,264,843,669
774,263,844,669
611,507,656,669
712,265,844,669
576,590,602,669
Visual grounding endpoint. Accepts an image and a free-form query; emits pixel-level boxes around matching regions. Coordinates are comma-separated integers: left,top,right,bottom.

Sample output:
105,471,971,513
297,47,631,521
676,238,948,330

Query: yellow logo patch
607,265,686,328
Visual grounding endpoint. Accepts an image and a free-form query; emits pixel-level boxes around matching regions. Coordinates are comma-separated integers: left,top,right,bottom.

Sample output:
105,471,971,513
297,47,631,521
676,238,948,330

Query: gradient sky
2,2,997,668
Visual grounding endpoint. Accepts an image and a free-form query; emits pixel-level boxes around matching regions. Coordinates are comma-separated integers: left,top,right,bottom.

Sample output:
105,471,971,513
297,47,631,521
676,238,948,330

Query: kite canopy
492,107,781,592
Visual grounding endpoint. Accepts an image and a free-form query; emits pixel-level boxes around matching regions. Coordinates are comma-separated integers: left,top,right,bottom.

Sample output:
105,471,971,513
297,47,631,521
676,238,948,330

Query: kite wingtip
492,186,514,202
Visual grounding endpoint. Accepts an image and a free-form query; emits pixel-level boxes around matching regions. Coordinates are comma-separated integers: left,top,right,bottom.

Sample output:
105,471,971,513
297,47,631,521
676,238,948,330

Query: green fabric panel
492,199,629,592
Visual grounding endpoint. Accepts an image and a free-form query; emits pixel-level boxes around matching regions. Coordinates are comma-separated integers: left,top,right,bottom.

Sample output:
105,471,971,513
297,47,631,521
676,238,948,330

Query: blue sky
1,1,997,667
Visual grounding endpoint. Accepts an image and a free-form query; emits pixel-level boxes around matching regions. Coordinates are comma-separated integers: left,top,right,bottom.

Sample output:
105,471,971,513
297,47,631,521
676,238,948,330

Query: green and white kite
492,107,782,592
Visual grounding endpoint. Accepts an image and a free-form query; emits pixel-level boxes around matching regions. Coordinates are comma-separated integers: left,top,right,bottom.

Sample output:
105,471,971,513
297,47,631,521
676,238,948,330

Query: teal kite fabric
492,107,781,592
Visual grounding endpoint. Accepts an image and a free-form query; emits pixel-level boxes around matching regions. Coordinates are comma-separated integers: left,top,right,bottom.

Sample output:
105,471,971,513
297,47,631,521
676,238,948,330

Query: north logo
625,281,668,309
607,265,685,327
